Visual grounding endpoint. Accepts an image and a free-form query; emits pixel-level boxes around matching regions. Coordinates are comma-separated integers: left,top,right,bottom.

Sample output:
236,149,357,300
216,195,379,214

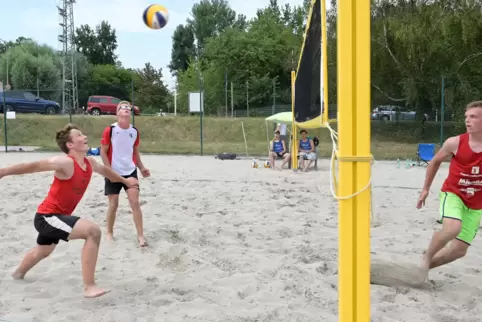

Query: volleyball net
290,0,332,169
292,0,333,130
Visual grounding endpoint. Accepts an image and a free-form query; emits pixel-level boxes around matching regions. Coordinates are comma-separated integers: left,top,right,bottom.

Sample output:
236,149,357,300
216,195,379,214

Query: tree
83,64,133,100
0,40,92,106
0,41,61,100
0,37,33,55
369,0,482,116
169,24,196,76
174,1,304,115
75,21,118,65
187,0,243,54
133,63,170,114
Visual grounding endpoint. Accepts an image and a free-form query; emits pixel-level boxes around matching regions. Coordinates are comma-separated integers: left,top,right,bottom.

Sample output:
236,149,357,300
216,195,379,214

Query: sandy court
1,153,482,321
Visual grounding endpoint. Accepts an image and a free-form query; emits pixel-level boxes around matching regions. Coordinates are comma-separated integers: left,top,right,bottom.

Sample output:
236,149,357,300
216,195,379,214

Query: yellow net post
291,70,298,170
337,0,371,321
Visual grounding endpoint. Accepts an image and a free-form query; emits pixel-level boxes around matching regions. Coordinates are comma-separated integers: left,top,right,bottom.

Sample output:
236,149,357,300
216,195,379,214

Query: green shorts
439,191,482,245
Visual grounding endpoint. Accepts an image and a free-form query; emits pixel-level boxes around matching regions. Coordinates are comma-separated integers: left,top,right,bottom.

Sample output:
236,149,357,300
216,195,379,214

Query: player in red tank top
417,101,482,282
0,124,139,298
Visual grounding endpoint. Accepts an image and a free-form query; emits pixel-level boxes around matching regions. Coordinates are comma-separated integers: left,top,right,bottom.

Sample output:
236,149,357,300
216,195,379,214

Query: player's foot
84,284,110,298
138,236,148,247
11,269,25,280
106,233,115,242
418,257,430,282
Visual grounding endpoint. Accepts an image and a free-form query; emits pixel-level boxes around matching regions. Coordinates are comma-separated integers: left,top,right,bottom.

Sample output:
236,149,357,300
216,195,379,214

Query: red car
86,95,140,116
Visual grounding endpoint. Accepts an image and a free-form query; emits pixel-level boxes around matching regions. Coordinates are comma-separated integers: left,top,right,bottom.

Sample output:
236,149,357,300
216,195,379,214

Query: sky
0,0,308,90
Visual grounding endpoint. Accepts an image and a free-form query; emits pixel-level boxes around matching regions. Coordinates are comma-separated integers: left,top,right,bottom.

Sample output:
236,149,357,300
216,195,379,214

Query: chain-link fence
0,75,471,157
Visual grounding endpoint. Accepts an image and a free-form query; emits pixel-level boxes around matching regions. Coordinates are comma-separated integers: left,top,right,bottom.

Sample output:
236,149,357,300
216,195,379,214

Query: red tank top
441,133,482,209
37,157,93,215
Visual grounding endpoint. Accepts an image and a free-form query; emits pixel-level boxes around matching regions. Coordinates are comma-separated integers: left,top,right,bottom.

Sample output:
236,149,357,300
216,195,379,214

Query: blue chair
86,147,101,156
416,143,435,166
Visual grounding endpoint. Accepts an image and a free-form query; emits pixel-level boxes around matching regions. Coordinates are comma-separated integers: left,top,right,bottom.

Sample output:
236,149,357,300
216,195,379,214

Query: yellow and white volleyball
264,160,270,168
251,160,258,168
143,4,169,29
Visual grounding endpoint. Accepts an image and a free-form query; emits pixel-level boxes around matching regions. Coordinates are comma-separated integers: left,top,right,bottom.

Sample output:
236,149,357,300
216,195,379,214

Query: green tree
369,0,482,117
174,1,304,115
0,37,33,54
169,24,196,76
187,0,245,54
83,64,133,103
133,63,170,114
75,21,118,65
0,41,61,101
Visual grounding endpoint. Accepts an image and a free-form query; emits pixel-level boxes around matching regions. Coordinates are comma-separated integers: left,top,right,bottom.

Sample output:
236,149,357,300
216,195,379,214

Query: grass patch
0,114,456,159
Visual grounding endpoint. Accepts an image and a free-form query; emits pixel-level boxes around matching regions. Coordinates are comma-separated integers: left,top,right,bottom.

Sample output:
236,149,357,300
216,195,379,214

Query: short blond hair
117,100,132,112
466,101,482,110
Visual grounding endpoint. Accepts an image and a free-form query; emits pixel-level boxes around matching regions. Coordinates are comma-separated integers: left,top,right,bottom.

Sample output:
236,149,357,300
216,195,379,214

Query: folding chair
416,143,435,166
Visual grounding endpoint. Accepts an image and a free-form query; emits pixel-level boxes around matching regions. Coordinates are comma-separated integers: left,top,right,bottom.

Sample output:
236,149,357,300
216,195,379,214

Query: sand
1,153,482,322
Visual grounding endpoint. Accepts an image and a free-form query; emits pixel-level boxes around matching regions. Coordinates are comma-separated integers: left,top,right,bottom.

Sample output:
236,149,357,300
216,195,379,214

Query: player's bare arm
87,156,139,188
100,143,111,167
134,146,150,177
422,136,459,192
417,136,459,209
0,156,72,179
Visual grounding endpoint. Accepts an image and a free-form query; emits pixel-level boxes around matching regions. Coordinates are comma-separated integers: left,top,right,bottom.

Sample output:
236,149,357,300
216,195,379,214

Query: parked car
86,95,140,116
371,105,428,121
0,90,60,114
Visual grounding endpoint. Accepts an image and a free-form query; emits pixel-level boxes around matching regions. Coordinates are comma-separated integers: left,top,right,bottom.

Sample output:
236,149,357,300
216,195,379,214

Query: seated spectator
298,129,316,171
269,130,291,170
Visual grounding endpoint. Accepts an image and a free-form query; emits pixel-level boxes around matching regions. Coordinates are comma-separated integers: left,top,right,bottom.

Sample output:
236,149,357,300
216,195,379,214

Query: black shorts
34,213,80,245
104,169,138,195
276,152,286,157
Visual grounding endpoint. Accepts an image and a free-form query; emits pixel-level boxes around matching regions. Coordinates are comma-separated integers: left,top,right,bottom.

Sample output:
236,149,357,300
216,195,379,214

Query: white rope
324,121,375,200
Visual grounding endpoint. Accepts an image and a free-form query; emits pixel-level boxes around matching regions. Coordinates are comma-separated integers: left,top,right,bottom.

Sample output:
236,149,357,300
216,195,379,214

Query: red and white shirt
101,122,140,176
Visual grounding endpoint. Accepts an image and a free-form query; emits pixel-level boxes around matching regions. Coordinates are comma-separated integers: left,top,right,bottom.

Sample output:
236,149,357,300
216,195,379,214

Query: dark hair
300,129,307,134
274,130,280,134
56,123,79,154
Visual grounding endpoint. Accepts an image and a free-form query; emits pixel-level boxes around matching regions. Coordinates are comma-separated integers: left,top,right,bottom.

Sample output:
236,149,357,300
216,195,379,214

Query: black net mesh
294,0,322,123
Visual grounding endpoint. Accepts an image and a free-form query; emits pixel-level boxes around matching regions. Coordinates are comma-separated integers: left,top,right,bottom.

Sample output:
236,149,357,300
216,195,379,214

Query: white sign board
6,111,15,119
189,92,204,113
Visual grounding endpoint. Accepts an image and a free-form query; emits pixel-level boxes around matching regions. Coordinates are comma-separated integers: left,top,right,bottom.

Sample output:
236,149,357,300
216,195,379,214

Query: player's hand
140,167,150,178
416,189,429,209
123,177,139,189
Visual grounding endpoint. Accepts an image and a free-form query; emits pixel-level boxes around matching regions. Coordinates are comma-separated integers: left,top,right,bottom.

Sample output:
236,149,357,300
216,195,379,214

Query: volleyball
251,160,258,168
264,160,270,168
143,4,169,29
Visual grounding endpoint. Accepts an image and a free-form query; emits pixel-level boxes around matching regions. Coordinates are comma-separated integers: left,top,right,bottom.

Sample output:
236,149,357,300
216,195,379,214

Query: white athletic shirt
101,122,140,176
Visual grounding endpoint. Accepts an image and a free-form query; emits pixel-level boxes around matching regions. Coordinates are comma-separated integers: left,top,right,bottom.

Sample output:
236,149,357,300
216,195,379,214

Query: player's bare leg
106,195,119,241
269,152,276,170
429,239,468,269
68,218,110,298
126,187,147,247
280,154,290,170
12,244,56,279
420,218,461,279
